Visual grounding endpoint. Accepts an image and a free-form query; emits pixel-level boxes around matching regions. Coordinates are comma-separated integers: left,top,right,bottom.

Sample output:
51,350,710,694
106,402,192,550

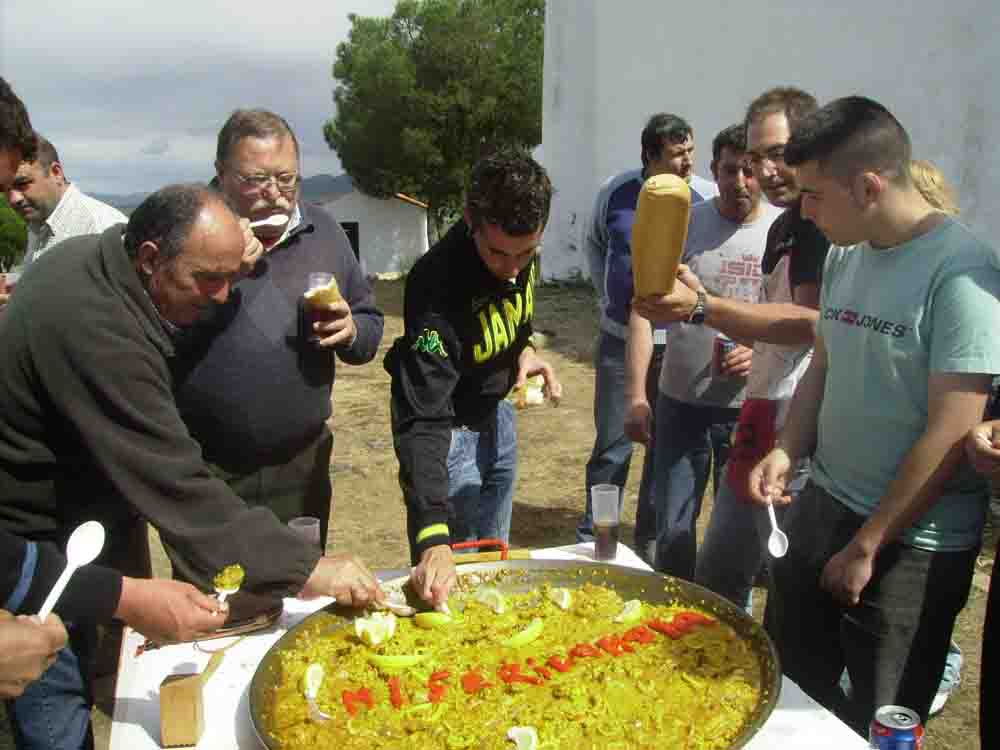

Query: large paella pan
249,560,781,749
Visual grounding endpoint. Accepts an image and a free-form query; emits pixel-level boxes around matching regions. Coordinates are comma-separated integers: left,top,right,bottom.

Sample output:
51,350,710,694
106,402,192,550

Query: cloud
141,137,171,156
1,0,398,193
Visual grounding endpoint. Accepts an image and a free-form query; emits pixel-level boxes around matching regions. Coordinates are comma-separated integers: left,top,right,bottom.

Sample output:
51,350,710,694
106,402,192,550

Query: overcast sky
1,0,398,194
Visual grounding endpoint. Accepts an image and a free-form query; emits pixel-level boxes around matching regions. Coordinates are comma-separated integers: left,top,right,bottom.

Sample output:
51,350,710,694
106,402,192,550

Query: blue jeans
765,481,977,736
694,466,770,613
8,624,93,750
447,400,517,545
650,394,739,579
578,331,662,553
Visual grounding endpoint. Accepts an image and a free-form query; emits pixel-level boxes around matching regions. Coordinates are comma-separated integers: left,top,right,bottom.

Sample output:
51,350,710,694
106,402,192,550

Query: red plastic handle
450,538,509,559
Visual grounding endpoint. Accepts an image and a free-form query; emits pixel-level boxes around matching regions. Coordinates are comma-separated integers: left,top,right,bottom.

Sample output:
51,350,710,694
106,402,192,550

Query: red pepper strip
430,670,452,682
498,663,543,686
597,636,631,657
533,665,552,680
428,683,449,703
461,670,492,694
622,625,657,644
569,643,602,659
388,677,406,709
673,611,717,629
342,687,374,716
647,619,685,640
547,655,574,673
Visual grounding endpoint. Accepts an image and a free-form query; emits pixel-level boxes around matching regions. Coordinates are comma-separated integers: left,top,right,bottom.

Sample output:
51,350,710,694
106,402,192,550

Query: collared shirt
24,184,127,267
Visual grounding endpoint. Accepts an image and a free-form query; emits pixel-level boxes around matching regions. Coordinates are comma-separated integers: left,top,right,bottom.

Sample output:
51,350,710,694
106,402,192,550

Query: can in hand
869,705,924,749
711,334,737,379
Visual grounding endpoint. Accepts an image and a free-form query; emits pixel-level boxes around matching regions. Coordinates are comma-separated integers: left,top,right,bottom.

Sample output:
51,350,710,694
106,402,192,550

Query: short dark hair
0,77,36,162
641,113,693,168
216,109,300,165
28,135,60,170
745,87,818,134
711,123,747,163
124,184,232,263
466,150,553,235
784,96,911,185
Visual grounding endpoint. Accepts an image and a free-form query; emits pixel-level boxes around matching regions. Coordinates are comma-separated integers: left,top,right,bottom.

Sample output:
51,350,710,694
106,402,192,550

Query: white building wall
541,0,1000,280
322,194,429,276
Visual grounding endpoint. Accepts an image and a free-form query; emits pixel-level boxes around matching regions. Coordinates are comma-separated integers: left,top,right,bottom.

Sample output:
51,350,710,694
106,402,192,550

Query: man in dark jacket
0,183,382,749
172,109,384,559
385,151,562,607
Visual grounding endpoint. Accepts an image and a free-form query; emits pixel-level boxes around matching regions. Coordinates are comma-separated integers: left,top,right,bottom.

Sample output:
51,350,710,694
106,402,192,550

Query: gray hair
216,108,300,165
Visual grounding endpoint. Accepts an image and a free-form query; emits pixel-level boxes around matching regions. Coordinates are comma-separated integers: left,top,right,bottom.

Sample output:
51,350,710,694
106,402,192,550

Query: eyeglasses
748,145,786,169
230,171,300,193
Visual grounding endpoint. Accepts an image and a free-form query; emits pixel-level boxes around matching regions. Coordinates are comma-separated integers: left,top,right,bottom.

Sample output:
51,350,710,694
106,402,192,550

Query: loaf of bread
631,174,691,297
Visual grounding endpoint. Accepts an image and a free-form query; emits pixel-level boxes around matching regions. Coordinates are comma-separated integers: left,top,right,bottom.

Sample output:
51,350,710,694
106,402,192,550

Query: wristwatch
687,290,707,325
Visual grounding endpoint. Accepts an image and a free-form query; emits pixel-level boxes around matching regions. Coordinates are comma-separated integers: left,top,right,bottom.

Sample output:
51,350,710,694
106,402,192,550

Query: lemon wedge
501,617,544,647
507,726,538,750
413,611,453,629
613,599,643,624
304,276,342,305
474,586,508,614
548,587,572,610
355,611,397,646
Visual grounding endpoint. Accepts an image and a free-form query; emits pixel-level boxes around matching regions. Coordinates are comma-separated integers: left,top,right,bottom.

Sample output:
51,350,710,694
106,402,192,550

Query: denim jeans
446,400,517,546
650,394,738,579
578,331,663,553
8,624,94,750
765,481,978,737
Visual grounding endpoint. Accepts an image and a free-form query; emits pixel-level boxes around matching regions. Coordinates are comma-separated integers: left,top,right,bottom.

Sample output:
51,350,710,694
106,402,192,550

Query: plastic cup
4,269,21,294
303,272,336,344
590,484,620,561
288,516,323,550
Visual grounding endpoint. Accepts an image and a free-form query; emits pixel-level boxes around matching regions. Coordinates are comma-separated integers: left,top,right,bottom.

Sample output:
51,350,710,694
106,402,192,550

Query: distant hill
92,173,354,214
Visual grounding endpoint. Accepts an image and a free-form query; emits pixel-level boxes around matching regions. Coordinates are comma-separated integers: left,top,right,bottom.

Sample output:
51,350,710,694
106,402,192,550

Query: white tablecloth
110,543,866,749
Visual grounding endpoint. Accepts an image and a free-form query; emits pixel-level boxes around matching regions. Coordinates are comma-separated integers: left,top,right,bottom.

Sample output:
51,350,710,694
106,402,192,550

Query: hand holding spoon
38,521,106,621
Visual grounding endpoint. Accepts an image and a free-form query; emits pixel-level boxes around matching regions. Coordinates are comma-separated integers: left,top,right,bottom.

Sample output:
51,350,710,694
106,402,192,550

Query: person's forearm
775,336,827,461
705,296,818,346
625,310,653,403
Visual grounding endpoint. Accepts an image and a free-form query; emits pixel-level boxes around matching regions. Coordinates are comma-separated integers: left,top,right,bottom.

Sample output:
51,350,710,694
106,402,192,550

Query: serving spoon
38,521,106,621
249,214,289,230
765,503,789,558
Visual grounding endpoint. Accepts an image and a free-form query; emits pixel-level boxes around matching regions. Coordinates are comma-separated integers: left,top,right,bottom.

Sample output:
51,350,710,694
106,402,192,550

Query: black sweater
174,201,383,468
384,221,536,555
0,226,321,609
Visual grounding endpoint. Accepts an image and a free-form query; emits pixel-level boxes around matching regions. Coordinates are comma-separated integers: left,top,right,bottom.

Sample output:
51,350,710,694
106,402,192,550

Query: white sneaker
929,686,952,716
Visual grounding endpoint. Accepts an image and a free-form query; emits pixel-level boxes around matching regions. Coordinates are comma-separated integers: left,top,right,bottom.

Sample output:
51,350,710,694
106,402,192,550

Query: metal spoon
766,502,789,558
249,214,289,229
38,521,106,621
303,663,331,722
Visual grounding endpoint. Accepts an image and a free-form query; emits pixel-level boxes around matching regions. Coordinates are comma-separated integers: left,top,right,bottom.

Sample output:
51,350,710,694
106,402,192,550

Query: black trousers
982,536,999,748
764,481,977,736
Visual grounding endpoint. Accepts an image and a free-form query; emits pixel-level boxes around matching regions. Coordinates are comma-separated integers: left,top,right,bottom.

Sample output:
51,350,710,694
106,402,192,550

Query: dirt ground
2,278,992,749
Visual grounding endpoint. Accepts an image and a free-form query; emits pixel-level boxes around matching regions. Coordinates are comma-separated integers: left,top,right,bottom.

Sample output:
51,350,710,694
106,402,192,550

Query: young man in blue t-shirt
749,97,1000,735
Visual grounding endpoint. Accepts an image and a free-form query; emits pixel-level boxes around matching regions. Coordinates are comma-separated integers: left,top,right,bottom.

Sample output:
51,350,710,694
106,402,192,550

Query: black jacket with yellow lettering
385,221,536,559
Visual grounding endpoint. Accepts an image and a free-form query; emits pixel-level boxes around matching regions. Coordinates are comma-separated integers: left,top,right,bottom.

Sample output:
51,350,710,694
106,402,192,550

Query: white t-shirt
659,199,780,407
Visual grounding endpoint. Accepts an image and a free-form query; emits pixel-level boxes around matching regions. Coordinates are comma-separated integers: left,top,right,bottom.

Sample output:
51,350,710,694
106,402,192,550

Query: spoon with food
212,564,245,607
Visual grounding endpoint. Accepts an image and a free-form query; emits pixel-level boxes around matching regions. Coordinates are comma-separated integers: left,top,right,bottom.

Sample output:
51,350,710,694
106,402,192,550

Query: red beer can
869,705,924,749
711,334,737,378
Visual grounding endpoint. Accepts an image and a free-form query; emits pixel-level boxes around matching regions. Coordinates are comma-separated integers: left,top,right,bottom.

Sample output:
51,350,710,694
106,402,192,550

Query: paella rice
263,581,760,749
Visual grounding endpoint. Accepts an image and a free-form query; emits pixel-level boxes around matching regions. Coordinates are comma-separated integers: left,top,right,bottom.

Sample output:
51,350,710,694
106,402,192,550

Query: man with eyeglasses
632,87,829,610
166,109,384,589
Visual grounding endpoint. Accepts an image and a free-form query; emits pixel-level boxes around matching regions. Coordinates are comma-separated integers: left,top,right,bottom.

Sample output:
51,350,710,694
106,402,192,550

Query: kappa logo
412,329,448,357
823,307,909,338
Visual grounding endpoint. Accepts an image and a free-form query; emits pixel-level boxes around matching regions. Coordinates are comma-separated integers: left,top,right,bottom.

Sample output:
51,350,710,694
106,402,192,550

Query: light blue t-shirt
812,217,1000,551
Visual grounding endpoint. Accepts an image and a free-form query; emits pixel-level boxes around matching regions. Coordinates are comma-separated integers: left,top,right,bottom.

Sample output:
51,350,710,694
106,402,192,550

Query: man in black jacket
0,182,382,749
386,151,562,607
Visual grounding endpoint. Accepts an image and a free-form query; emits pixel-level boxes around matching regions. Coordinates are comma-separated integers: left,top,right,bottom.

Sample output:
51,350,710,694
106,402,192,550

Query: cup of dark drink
591,484,621,561
303,272,338,345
